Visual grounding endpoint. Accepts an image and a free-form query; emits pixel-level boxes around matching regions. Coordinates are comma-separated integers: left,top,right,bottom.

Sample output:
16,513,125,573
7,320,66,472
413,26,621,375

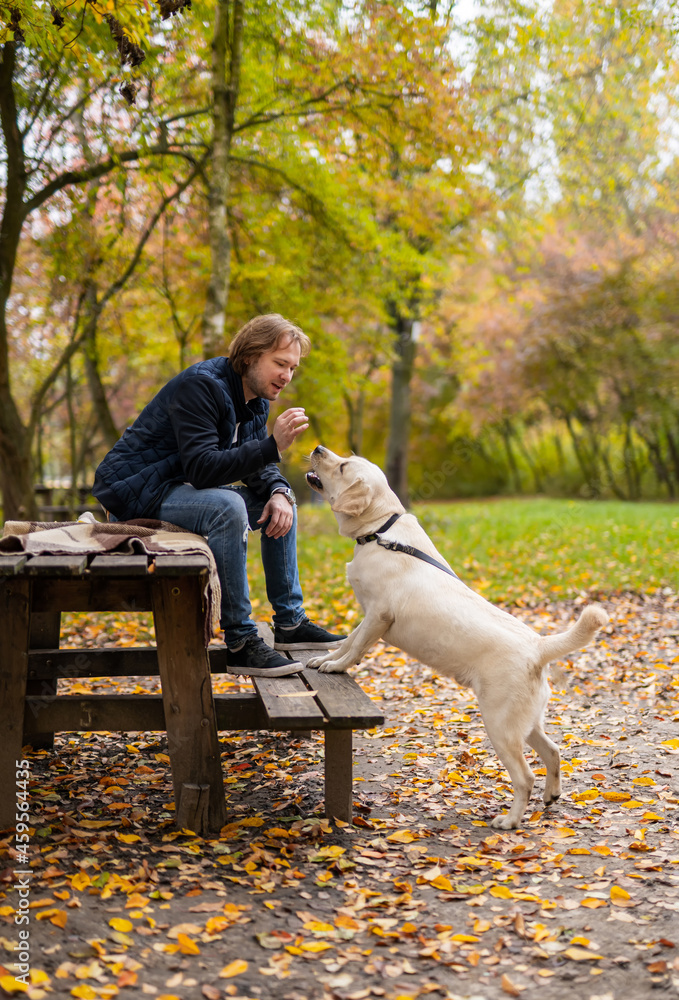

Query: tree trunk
0,43,37,519
82,283,120,451
385,314,416,505
344,390,366,455
202,0,244,359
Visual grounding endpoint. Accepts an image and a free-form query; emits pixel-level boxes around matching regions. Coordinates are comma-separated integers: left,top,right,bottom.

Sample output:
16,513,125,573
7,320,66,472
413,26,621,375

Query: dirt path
1,593,678,1000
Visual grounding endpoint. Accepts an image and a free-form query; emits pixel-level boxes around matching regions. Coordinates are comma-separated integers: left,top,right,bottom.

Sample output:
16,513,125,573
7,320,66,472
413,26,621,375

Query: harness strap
355,512,460,581
376,538,460,580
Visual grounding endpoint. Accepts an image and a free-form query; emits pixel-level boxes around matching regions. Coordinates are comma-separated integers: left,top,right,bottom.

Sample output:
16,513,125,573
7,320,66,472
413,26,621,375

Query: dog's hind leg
481,718,535,829
527,725,561,805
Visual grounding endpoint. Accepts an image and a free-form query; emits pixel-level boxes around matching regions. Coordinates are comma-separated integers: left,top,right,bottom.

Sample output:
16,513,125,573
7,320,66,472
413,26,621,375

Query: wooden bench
0,550,383,836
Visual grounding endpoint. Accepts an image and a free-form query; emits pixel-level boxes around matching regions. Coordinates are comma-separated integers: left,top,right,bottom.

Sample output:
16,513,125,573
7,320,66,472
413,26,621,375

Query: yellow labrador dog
306,446,608,829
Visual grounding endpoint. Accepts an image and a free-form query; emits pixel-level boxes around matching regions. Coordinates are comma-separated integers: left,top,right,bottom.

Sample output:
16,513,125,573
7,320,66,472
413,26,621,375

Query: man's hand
273,407,309,452
258,493,294,539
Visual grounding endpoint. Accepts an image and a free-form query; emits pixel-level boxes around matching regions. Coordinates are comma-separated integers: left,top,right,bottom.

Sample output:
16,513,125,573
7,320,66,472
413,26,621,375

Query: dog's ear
332,477,372,517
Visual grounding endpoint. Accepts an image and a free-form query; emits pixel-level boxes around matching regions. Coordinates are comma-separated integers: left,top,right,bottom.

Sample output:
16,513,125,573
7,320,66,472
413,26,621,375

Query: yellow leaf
581,898,608,908
219,960,248,978
661,739,679,749
563,947,604,961
0,976,27,993
304,920,335,935
601,791,631,801
430,875,454,892
205,916,230,934
177,933,200,955
109,918,134,932
591,845,612,855
116,833,141,844
35,908,68,928
621,800,644,809
386,830,416,843
642,812,663,821
551,827,577,838
301,941,333,952
0,905,14,916
490,885,515,899
239,817,265,827
571,789,599,801
70,987,97,1000
610,886,630,900
451,934,480,943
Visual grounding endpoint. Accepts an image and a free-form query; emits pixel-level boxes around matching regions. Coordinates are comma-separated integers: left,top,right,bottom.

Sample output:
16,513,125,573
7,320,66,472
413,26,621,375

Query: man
92,313,344,677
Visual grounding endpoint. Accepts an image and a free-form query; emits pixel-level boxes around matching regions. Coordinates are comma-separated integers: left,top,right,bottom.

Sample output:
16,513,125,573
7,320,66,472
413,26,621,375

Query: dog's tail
537,603,609,667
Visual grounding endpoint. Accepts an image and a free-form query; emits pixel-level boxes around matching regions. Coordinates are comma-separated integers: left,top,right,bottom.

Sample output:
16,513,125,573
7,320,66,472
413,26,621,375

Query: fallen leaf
219,959,248,978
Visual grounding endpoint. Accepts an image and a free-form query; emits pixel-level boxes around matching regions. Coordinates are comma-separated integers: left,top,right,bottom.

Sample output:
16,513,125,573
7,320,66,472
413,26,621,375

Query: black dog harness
355,513,460,581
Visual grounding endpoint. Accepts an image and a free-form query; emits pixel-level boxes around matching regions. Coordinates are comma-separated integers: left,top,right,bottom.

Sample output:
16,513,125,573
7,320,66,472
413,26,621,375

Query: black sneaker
273,616,346,651
226,636,303,677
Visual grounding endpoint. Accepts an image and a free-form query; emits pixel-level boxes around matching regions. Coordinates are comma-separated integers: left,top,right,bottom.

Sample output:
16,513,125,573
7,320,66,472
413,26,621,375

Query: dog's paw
306,655,327,670
318,659,350,674
489,813,519,830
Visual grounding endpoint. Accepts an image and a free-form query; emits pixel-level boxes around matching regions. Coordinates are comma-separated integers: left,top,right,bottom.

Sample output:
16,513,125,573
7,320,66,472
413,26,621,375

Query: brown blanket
0,516,221,642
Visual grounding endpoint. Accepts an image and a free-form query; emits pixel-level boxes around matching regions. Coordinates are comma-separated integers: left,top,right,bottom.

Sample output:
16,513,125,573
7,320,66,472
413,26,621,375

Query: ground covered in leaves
1,592,679,1000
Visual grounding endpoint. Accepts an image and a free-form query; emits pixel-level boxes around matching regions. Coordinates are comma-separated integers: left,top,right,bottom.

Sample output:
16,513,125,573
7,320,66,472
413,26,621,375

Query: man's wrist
271,487,296,507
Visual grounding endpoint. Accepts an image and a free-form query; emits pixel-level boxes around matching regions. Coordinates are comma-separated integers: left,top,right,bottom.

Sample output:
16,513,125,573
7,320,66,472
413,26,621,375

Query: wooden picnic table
0,549,383,835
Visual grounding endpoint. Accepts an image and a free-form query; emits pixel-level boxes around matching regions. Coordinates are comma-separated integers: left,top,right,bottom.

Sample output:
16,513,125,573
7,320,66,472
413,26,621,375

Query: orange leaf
501,973,525,995
177,933,200,955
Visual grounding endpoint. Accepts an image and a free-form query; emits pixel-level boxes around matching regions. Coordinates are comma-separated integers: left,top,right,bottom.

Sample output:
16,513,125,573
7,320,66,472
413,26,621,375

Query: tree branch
22,145,202,217
28,157,207,436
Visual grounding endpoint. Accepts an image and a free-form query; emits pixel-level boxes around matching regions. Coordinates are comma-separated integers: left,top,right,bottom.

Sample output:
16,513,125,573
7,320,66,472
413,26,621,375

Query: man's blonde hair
229,314,311,375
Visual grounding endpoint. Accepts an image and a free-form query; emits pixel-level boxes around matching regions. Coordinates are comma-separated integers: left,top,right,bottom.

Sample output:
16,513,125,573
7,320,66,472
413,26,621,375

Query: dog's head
306,446,404,536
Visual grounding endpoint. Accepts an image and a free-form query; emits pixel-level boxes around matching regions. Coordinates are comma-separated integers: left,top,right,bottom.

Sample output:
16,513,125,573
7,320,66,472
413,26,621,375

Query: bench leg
24,611,61,751
324,729,353,822
0,579,31,830
152,575,227,835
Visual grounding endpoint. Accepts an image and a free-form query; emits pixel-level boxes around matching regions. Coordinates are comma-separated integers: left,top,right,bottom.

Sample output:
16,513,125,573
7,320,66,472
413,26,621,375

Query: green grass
247,497,678,622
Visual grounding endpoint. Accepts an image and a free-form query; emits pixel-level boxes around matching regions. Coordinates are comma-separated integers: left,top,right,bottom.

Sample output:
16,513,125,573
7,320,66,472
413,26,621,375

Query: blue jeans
158,484,305,647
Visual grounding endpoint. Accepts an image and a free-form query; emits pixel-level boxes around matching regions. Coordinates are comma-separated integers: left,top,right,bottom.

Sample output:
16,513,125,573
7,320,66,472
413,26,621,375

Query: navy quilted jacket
92,357,289,521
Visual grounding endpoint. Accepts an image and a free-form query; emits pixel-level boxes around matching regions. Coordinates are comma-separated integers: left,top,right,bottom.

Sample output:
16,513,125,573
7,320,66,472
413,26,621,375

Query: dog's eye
340,463,347,475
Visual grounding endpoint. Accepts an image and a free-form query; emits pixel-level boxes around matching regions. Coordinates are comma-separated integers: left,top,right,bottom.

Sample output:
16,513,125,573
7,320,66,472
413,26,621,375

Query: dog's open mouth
306,471,323,491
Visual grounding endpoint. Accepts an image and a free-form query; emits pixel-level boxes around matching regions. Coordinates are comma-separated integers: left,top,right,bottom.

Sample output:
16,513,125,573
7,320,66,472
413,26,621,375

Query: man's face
241,336,301,402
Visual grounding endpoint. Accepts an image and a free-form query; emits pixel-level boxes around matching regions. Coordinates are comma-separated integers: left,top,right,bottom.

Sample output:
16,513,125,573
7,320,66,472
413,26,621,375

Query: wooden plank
24,555,88,576
23,694,167,733
324,729,353,822
31,578,152,612
213,692,265,731
301,669,384,728
24,612,61,750
89,554,149,576
23,692,262,734
152,573,226,834
0,554,28,575
252,674,326,729
27,647,159,680
153,554,210,576
0,578,32,828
